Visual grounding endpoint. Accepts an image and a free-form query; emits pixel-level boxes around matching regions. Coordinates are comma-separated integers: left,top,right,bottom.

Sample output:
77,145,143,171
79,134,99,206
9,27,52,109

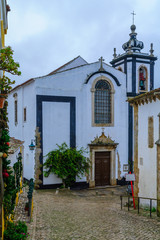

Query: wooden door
95,151,110,186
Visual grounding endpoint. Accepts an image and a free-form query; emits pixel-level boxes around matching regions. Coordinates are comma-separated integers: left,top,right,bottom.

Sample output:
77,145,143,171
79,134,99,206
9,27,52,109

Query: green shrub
43,143,90,187
152,207,156,212
4,221,29,240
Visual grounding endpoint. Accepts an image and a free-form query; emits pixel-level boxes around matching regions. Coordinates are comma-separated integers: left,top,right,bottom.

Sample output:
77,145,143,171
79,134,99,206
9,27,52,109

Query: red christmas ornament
3,171,9,178
6,142,10,146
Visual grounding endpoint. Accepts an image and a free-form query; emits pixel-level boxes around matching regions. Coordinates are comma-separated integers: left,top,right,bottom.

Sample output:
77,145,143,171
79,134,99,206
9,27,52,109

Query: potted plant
0,94,6,108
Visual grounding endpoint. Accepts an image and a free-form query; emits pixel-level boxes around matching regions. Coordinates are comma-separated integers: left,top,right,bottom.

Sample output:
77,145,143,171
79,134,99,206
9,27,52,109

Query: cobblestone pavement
14,188,30,223
28,187,160,240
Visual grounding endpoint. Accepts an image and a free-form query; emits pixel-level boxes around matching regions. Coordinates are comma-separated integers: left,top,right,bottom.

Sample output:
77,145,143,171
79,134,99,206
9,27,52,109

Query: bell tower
110,24,157,95
110,21,157,171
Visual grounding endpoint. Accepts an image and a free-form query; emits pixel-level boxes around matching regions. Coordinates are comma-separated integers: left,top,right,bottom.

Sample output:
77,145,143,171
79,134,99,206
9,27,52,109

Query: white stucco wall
127,62,132,92
8,81,36,180
35,62,128,184
138,99,160,200
8,148,20,168
42,101,70,185
8,60,128,186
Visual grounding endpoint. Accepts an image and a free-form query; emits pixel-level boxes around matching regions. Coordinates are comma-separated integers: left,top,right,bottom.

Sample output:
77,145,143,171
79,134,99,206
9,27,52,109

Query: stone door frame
89,144,117,188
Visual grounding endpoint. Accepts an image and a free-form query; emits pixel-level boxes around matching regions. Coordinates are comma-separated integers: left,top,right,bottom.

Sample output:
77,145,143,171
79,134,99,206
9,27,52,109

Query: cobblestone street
28,187,160,240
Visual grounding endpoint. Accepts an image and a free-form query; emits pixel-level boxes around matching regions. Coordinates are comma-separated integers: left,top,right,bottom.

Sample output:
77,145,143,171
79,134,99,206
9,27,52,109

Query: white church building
8,24,157,188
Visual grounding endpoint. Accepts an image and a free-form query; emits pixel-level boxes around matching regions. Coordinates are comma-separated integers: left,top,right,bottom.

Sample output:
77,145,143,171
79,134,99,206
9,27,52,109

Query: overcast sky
6,0,160,88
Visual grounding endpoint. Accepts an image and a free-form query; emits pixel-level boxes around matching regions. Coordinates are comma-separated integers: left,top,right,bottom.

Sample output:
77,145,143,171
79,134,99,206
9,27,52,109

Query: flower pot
0,97,5,108
0,94,7,109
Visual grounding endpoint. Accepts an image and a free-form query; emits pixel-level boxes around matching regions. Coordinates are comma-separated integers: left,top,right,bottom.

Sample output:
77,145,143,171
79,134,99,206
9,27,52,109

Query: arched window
139,66,148,92
93,79,112,125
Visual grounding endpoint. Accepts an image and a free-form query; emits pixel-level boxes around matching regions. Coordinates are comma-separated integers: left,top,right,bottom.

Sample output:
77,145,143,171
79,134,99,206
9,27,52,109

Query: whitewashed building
8,24,157,188
128,89,160,210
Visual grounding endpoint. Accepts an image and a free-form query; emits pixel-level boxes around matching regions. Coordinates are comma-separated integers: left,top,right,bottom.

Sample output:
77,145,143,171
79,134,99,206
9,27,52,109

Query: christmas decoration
3,169,9,178
3,153,7,158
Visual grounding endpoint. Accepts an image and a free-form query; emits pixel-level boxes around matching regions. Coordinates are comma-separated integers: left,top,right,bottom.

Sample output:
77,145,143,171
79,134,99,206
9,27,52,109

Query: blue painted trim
85,70,121,86
110,54,157,65
128,103,133,172
127,92,138,97
150,60,154,90
36,95,76,186
112,62,125,67
132,58,136,93
124,59,127,74
113,59,150,68
124,59,127,88
40,182,89,190
135,60,150,64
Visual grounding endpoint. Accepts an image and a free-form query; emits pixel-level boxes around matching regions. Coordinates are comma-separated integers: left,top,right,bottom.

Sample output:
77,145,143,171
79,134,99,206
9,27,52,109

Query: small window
139,66,147,92
13,93,18,125
15,100,18,125
24,107,26,122
148,116,154,148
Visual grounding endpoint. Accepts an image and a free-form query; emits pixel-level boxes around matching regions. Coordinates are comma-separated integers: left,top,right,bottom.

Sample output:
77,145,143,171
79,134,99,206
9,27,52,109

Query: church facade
8,24,157,188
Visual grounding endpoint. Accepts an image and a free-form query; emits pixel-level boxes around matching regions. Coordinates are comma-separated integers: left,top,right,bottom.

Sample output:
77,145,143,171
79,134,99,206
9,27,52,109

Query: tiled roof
128,88,160,105
8,137,24,154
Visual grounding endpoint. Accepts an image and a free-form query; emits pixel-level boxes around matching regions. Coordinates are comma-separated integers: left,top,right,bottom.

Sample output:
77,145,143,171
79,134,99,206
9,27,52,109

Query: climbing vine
0,130,17,221
0,46,21,223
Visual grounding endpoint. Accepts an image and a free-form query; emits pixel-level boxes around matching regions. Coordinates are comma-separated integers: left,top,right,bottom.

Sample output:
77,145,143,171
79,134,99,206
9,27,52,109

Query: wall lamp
29,139,36,151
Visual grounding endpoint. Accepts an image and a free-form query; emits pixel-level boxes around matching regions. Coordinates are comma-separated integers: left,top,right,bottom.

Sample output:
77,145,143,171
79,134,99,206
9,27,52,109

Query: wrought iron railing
120,195,160,218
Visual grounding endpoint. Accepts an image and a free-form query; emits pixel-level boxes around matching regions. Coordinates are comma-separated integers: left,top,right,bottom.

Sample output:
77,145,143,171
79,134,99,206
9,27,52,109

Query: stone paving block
26,187,160,240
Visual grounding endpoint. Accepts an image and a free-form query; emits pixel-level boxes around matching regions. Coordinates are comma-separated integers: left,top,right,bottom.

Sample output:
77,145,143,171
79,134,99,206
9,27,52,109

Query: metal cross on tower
131,11,136,25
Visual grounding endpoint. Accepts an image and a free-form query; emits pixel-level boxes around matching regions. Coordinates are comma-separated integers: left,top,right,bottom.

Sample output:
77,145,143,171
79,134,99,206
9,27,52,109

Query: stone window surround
89,145,117,188
91,76,115,127
148,116,154,148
